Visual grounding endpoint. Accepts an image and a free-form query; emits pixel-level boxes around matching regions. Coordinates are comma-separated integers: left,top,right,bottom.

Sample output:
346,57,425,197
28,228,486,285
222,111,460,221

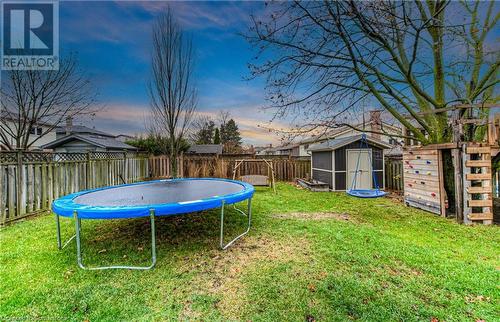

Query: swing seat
347,189,388,198
240,175,269,186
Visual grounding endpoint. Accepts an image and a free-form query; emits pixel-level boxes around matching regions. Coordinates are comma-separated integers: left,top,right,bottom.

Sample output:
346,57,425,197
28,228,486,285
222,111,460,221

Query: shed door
347,150,372,190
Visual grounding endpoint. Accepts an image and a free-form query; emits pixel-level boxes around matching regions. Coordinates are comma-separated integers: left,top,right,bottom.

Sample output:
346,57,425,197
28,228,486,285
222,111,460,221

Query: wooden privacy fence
385,157,403,191
1,151,407,225
0,151,149,225
149,155,311,182
1,153,310,225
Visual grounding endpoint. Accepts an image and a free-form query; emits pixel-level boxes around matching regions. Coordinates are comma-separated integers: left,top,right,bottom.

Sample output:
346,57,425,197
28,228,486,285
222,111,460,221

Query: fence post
180,152,184,178
16,150,25,218
85,152,91,189
123,151,128,183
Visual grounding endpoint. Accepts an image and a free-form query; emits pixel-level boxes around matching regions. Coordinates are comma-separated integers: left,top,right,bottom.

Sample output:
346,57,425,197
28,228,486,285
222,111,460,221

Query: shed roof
307,134,392,152
42,134,138,151
187,144,223,154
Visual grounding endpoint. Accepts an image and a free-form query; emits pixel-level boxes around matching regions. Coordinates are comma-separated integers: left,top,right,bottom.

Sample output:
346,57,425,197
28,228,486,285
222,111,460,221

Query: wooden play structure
462,144,494,222
403,143,494,224
232,159,276,193
402,106,500,225
403,147,446,216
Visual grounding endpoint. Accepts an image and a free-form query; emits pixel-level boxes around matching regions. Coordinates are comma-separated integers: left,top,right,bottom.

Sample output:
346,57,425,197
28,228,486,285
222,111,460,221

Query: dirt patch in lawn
177,234,311,319
272,212,360,222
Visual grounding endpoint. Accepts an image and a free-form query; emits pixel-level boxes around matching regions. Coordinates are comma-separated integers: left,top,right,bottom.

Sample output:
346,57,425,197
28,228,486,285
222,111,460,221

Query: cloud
192,108,291,145
61,2,149,44
118,1,259,31
79,103,285,145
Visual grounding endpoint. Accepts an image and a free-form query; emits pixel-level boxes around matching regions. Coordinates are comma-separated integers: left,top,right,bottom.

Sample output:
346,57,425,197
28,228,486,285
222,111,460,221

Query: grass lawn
1,183,499,321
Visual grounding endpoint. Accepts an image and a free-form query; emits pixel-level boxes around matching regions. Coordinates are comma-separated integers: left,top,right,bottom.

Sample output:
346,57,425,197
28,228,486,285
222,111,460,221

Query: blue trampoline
53,178,255,270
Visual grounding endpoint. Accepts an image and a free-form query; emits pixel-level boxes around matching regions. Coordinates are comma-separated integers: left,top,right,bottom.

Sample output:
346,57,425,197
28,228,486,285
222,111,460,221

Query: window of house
29,127,43,135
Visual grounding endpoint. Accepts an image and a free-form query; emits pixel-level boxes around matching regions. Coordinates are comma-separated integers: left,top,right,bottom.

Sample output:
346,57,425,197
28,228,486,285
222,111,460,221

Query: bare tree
247,1,499,144
189,115,215,144
0,53,98,150
149,8,197,177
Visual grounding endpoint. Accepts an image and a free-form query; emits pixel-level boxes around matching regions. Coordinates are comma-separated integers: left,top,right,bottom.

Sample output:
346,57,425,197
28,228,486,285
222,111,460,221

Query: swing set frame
232,159,276,193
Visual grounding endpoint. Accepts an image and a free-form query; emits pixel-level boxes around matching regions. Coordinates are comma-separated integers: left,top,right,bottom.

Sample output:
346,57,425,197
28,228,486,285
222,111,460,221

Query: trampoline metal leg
220,198,252,250
55,213,76,250
74,210,157,270
56,213,61,249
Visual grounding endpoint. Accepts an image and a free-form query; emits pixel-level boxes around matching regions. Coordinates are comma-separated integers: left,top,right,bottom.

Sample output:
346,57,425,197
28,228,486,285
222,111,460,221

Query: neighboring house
187,144,223,155
308,134,392,191
261,111,403,157
115,134,136,143
256,143,300,156
55,121,112,140
42,119,137,152
42,134,137,153
0,111,57,150
256,145,275,156
254,146,270,155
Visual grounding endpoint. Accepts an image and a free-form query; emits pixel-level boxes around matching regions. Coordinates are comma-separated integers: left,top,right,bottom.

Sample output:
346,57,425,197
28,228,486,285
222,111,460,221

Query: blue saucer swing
346,134,387,198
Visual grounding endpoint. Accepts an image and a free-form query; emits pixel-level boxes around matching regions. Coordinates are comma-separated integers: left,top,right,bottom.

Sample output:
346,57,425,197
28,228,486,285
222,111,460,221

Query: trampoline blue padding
346,189,388,198
52,178,255,219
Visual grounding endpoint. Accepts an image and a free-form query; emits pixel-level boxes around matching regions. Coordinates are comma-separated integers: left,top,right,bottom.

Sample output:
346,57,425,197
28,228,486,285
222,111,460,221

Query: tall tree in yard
248,1,499,144
0,54,98,150
149,8,197,177
220,118,242,153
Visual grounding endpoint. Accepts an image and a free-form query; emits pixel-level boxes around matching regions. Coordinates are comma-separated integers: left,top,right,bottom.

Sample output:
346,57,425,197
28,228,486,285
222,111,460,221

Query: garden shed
308,135,392,191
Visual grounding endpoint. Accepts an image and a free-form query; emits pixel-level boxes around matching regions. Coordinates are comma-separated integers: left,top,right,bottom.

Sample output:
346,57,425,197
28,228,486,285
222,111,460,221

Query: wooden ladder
464,145,493,224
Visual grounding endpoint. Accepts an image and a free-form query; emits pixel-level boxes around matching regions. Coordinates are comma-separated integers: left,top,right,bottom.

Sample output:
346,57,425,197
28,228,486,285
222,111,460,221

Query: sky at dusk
57,1,283,146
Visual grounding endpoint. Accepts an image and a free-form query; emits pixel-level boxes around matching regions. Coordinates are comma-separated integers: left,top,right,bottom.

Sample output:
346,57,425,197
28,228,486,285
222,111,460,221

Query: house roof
269,143,298,152
307,134,392,152
300,121,402,145
116,134,135,139
187,144,223,154
42,134,138,151
56,125,113,137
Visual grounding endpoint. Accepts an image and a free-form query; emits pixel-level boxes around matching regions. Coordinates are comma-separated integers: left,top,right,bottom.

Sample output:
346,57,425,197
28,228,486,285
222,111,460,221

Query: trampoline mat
74,180,245,207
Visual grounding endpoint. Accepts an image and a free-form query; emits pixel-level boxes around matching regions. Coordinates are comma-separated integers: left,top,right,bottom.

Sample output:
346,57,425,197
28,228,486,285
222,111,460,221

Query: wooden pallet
465,160,491,167
466,146,491,154
468,213,493,220
463,144,493,224
467,186,492,194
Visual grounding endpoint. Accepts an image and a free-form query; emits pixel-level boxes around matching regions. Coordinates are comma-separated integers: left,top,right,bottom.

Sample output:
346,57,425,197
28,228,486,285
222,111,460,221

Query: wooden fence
1,152,310,225
385,157,403,192
0,151,149,225
149,155,312,182
1,150,406,225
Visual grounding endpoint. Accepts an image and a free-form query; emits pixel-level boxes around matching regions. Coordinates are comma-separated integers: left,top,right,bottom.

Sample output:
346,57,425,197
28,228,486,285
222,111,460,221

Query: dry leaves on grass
272,212,359,222
178,235,311,319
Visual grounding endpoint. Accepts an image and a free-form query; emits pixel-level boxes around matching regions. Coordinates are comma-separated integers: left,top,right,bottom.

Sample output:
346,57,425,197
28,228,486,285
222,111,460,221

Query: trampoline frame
53,179,253,270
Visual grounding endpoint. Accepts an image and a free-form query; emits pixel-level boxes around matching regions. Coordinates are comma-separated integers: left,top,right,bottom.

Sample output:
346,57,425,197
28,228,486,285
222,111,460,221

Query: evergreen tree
220,118,242,153
213,127,221,144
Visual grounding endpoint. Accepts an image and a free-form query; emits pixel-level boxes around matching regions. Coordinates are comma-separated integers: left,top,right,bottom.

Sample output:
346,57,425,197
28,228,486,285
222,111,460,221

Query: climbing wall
403,148,445,215
463,144,493,224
